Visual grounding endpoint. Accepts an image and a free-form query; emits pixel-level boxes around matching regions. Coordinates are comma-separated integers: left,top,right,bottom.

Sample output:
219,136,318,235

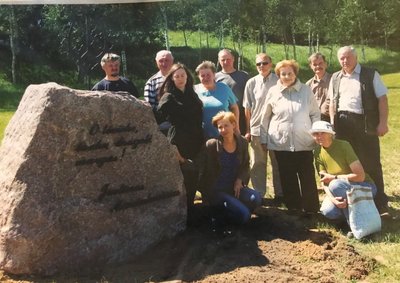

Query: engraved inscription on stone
74,123,152,167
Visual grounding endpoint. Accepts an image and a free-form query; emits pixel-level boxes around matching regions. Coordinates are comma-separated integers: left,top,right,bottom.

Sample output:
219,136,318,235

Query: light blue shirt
195,82,238,138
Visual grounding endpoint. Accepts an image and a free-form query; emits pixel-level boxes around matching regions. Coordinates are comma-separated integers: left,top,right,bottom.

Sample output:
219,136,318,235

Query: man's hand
376,122,389,137
244,132,251,142
261,144,268,152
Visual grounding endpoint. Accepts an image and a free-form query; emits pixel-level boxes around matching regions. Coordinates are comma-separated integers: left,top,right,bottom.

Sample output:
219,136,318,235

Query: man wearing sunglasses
242,53,282,204
92,53,139,98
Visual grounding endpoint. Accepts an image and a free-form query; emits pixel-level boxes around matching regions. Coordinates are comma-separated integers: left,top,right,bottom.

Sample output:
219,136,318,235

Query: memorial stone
0,83,186,275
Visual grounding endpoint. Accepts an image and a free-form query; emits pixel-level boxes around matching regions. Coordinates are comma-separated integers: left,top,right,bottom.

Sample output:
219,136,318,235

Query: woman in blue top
194,61,240,139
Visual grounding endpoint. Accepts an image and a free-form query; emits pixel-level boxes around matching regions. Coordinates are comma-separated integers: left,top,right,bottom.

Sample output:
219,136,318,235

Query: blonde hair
100,53,120,67
275,59,299,76
212,111,236,128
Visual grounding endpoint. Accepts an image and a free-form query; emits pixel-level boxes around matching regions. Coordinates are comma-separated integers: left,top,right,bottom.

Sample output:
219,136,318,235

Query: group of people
91,45,390,230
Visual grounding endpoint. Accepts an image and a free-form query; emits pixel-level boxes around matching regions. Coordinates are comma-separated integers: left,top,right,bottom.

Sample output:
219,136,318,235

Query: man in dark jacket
92,53,139,98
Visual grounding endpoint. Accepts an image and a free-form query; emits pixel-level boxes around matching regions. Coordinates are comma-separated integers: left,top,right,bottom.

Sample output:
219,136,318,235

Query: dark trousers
274,150,319,213
336,111,387,208
239,105,247,136
180,164,199,209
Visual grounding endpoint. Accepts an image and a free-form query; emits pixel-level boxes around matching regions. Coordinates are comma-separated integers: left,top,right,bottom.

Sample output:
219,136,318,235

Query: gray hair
256,53,272,62
337,46,357,59
155,50,174,61
218,48,234,58
308,52,326,64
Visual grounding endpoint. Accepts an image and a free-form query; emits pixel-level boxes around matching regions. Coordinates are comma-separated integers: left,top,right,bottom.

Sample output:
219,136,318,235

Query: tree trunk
9,5,18,84
384,30,388,52
238,31,243,70
218,21,224,49
161,7,169,50
183,30,188,47
308,23,312,55
292,32,297,60
261,24,266,53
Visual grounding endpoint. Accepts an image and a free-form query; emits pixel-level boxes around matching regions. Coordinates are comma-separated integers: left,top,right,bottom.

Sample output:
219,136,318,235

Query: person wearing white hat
310,121,377,223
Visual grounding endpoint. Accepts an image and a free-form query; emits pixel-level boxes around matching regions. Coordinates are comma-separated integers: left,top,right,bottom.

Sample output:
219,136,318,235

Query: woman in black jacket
157,63,204,215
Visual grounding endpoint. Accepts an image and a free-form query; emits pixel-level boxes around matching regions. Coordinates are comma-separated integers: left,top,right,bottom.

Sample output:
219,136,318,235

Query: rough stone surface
0,83,186,275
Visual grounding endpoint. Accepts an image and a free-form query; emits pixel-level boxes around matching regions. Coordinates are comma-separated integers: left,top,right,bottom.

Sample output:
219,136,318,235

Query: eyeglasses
256,61,270,66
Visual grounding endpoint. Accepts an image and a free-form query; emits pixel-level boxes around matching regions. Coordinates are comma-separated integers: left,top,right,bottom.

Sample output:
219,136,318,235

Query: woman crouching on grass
198,111,262,226
311,121,377,223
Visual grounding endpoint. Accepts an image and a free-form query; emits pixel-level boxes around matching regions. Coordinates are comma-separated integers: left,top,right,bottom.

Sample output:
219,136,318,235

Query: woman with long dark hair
157,63,204,219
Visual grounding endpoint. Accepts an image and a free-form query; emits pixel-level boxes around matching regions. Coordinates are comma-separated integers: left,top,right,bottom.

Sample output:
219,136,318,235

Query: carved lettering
103,123,138,134
89,123,100,135
89,122,138,136
98,183,145,201
75,156,118,167
75,140,109,151
114,134,152,149
111,191,181,212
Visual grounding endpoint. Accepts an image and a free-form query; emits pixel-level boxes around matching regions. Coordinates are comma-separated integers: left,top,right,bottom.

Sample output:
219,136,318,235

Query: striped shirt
144,71,165,110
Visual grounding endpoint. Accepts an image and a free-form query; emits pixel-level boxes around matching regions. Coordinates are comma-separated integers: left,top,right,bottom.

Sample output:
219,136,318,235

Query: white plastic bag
347,185,381,239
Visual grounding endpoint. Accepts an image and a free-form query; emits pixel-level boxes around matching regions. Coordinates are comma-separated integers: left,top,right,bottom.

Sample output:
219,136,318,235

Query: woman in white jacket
260,59,320,215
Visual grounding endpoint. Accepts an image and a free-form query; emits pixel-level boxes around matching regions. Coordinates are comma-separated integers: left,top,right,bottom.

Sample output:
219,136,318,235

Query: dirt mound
0,206,375,283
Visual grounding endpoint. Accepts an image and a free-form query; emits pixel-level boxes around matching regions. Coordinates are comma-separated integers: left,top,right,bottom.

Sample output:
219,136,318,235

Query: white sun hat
309,121,336,135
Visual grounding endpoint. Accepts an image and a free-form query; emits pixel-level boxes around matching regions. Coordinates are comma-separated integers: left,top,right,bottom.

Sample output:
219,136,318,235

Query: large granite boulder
0,83,186,275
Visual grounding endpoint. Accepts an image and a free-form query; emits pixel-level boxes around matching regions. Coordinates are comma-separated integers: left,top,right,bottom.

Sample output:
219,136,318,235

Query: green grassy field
1,39,400,281
350,72,400,282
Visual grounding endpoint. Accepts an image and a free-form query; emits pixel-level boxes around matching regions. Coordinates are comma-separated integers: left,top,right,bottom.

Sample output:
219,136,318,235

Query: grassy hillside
168,30,400,80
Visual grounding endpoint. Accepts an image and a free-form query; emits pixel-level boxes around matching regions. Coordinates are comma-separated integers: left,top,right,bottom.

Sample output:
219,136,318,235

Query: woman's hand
320,172,336,185
234,126,241,136
332,196,347,209
234,179,243,198
177,152,186,164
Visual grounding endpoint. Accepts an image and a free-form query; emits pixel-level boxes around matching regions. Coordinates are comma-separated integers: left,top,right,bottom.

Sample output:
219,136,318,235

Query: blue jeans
211,187,262,225
320,179,377,222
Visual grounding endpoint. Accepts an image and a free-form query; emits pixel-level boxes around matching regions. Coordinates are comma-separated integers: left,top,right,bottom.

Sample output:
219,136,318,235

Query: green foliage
0,111,13,142
0,74,24,109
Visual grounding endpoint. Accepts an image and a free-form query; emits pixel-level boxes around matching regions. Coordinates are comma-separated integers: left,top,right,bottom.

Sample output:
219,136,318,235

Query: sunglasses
256,61,270,66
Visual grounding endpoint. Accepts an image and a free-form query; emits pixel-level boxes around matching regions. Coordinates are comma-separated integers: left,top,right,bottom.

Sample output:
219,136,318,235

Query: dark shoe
262,196,284,207
272,196,284,206
377,204,392,219
286,209,302,216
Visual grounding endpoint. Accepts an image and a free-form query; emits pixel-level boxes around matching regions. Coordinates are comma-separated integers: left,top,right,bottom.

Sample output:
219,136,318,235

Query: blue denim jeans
212,187,262,225
320,179,377,222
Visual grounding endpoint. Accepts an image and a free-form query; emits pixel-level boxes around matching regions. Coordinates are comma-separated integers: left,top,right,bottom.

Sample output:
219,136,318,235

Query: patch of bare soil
0,206,375,283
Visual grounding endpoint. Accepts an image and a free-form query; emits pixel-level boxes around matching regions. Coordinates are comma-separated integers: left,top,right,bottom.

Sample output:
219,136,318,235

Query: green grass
348,72,400,282
1,35,400,281
0,111,14,142
168,30,400,80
